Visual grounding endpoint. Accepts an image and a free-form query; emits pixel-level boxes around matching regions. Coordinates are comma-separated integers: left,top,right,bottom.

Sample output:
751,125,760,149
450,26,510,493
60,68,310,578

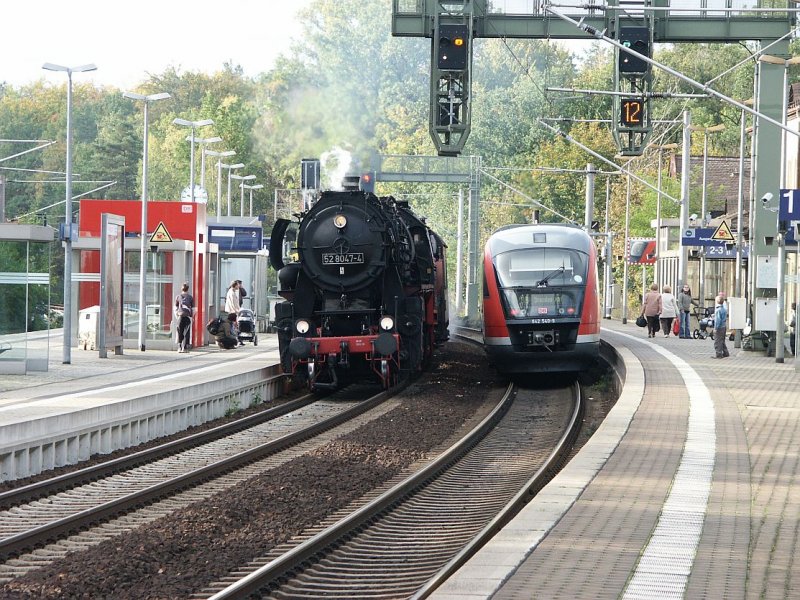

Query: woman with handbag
659,285,680,337
640,283,662,338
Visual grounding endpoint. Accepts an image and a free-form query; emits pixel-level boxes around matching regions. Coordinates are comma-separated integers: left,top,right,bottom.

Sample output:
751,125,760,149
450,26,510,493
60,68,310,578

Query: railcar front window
494,248,588,319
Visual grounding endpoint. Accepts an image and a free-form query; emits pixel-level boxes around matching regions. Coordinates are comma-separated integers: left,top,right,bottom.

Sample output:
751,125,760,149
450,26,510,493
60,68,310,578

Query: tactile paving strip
622,347,715,599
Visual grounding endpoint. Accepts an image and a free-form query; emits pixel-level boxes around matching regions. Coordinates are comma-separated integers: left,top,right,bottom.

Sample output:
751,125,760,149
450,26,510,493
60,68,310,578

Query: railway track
0,384,402,582
196,380,583,599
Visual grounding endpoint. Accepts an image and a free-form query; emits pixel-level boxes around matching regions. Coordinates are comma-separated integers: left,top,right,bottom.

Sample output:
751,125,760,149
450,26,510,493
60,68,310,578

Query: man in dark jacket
713,295,729,358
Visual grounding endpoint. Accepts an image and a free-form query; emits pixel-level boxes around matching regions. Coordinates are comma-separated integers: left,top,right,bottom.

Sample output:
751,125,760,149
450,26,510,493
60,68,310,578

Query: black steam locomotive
269,186,449,390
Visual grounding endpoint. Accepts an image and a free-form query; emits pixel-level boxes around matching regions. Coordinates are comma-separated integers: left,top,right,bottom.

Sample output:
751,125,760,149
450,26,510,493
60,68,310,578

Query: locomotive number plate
322,253,364,265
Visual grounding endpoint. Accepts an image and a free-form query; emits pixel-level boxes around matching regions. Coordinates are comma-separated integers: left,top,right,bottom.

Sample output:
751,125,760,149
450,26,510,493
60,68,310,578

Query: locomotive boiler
270,187,448,390
482,223,600,374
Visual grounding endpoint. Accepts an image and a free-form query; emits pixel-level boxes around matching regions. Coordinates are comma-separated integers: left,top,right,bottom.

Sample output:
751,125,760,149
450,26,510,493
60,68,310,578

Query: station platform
433,318,799,600
0,336,284,482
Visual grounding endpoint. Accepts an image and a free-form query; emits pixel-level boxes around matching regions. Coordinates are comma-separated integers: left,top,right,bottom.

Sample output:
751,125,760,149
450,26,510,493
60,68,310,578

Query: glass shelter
0,224,55,374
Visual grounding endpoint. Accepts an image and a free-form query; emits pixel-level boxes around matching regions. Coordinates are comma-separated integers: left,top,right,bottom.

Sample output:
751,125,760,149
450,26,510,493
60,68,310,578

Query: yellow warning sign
711,221,735,242
149,221,173,243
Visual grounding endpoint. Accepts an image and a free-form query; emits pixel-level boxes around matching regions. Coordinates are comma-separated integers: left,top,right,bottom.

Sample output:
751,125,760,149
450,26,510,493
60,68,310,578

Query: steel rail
206,380,517,600
0,385,400,561
412,380,584,598
0,375,302,510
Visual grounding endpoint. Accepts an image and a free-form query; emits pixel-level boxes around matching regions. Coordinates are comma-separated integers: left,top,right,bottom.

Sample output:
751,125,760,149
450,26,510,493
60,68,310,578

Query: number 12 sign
620,99,644,127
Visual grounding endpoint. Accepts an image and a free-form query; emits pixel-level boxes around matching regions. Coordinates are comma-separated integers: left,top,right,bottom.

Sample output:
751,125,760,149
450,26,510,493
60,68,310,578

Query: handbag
636,315,647,328
672,318,680,335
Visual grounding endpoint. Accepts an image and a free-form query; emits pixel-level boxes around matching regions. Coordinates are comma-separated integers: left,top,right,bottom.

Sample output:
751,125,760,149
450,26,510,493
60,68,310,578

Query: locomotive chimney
342,175,361,191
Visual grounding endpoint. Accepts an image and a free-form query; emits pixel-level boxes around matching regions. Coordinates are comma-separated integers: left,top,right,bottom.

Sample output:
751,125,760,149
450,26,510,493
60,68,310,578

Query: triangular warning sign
711,221,735,242
149,221,173,243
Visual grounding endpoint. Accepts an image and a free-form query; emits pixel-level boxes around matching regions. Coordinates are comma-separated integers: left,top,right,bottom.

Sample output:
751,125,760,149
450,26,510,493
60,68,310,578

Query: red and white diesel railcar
482,223,600,374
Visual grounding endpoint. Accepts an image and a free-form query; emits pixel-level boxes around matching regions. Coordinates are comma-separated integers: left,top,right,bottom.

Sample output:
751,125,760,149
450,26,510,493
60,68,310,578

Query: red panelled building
78,199,209,346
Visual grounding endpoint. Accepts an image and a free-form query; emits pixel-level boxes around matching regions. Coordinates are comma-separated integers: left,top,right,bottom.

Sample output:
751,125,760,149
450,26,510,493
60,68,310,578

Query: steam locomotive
270,184,449,390
482,223,600,374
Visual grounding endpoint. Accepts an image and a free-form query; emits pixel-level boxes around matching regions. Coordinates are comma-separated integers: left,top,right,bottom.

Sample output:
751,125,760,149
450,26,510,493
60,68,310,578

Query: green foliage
1,3,791,314
225,398,241,418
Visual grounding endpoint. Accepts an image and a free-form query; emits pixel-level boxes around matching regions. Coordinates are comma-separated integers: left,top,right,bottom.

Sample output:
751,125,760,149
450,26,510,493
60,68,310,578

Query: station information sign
208,225,264,252
681,227,750,259
627,237,656,264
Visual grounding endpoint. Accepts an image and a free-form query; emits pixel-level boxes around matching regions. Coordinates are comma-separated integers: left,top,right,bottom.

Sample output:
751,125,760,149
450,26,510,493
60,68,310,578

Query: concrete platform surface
433,319,799,600
0,335,283,481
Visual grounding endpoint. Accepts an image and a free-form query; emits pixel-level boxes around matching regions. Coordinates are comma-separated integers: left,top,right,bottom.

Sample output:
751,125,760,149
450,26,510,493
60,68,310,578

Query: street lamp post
622,174,631,325
172,118,213,203
242,183,264,217
123,91,171,352
187,136,222,196
231,174,256,216
678,111,693,288
42,62,97,365
205,150,236,220
222,163,245,216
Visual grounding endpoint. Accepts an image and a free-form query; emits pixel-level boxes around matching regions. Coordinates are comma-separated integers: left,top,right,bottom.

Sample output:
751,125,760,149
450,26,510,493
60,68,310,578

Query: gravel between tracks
0,340,502,600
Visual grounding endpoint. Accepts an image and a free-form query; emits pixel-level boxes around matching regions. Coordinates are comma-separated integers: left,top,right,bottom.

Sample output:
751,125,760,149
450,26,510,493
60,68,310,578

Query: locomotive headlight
295,319,311,334
379,316,394,331
333,214,347,229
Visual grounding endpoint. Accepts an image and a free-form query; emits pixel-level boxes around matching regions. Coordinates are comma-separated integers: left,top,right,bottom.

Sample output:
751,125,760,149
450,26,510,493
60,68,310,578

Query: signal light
359,171,375,193
437,24,469,71
618,27,650,75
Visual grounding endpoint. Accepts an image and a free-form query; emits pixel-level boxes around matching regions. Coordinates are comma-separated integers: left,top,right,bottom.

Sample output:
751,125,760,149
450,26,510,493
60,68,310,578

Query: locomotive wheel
381,359,390,389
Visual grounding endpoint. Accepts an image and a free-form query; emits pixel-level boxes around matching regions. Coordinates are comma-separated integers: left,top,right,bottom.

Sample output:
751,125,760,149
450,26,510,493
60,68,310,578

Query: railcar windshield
494,247,588,319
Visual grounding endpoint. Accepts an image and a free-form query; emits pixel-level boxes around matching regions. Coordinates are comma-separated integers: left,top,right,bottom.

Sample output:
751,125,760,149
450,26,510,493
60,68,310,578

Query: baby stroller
693,306,715,340
236,309,258,346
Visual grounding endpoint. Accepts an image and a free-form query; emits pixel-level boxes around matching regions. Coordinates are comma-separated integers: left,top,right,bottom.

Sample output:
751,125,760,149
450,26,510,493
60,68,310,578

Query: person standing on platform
640,283,662,338
788,302,796,356
235,279,247,346
237,279,247,308
677,284,697,339
659,285,679,337
174,283,194,353
224,280,241,316
714,294,730,358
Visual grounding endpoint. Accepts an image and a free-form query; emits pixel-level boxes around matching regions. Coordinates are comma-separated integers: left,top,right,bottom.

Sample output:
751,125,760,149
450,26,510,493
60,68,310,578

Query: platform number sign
620,99,643,127
779,189,800,222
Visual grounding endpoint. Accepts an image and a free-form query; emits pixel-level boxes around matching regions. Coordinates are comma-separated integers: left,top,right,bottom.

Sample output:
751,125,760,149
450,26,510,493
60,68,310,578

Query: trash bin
78,305,100,350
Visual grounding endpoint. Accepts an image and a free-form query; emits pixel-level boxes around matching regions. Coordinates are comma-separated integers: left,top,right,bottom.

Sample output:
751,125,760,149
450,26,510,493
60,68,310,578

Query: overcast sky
2,1,313,89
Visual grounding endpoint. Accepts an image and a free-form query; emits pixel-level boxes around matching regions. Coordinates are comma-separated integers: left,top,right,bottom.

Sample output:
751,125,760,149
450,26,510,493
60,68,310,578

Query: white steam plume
320,146,353,190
